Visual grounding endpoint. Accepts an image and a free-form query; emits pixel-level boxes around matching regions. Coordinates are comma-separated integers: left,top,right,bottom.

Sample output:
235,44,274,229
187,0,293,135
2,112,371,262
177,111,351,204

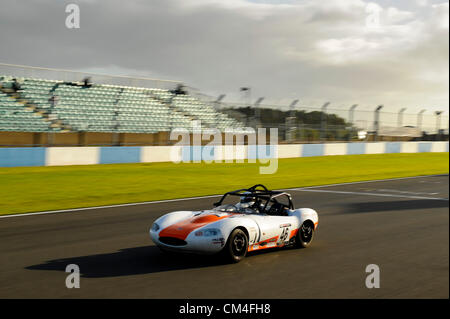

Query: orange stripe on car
289,228,299,239
158,214,232,240
248,236,279,251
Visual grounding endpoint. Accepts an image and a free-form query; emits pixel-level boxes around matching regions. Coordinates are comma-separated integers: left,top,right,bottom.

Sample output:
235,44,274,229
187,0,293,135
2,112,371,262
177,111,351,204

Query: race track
0,175,448,298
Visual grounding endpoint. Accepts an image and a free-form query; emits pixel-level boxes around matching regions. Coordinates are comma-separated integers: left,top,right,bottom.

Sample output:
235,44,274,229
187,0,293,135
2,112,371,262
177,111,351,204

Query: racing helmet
238,192,256,209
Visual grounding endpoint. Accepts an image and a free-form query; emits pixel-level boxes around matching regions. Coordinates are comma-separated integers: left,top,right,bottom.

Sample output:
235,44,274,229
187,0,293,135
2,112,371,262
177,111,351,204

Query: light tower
320,102,330,140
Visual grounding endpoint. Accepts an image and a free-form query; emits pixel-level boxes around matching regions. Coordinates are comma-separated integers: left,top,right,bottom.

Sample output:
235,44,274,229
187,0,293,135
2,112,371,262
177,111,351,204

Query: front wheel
224,229,248,263
295,221,315,248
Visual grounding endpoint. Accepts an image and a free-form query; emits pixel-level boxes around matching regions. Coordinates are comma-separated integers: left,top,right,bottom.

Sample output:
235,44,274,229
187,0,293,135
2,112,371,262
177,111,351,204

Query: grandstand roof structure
0,73,243,134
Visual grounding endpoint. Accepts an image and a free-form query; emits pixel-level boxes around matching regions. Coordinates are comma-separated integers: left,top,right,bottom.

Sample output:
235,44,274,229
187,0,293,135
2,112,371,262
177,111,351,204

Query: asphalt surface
0,175,448,298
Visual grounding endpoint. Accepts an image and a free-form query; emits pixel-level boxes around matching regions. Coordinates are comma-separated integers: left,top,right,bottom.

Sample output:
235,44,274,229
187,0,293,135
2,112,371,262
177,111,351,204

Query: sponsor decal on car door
277,223,292,246
248,215,294,251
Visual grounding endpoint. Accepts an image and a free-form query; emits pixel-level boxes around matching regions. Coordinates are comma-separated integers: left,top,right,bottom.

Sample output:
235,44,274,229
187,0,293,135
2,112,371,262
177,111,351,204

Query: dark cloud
0,0,448,112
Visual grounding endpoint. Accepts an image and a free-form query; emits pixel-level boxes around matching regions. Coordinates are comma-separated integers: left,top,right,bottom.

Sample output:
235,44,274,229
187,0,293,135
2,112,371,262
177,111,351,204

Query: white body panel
150,207,318,255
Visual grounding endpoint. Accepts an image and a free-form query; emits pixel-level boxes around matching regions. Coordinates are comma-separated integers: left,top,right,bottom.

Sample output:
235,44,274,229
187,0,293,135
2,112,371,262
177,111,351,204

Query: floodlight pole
215,94,226,127
215,94,226,105
254,97,264,129
320,102,330,140
287,99,299,142
435,111,443,139
374,105,384,141
417,109,426,132
398,108,407,127
240,87,251,126
289,99,299,118
348,104,358,141
348,104,358,125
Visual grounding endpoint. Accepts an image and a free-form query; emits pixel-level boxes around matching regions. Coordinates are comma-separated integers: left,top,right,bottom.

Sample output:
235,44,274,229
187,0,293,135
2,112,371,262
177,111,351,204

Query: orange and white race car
150,184,319,263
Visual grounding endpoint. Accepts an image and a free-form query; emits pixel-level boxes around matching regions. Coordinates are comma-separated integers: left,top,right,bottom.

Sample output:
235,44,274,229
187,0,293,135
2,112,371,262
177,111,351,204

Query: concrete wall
0,132,37,146
0,142,447,167
0,131,169,147
46,147,99,166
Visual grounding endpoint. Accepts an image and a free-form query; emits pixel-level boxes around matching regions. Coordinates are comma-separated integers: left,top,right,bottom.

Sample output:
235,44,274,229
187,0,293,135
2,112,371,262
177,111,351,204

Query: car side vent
159,237,187,246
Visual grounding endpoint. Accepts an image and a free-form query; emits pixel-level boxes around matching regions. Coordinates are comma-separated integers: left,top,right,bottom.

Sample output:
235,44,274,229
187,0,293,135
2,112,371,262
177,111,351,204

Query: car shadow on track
340,199,448,215
25,246,227,278
25,245,282,278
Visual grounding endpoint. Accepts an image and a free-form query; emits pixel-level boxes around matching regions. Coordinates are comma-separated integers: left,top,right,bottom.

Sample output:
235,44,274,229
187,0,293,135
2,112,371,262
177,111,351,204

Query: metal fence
1,62,448,144
0,62,181,90
214,101,449,142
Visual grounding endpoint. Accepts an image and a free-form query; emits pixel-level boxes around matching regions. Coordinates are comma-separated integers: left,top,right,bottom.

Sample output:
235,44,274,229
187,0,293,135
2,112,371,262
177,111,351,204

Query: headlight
151,223,160,232
195,228,220,237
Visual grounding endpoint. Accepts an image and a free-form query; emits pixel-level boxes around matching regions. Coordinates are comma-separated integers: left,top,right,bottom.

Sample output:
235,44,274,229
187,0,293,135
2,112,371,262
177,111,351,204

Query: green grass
0,153,448,216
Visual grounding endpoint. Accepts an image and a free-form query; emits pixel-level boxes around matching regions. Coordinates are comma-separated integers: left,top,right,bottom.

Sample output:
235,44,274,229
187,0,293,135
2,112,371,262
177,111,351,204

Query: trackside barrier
0,142,447,167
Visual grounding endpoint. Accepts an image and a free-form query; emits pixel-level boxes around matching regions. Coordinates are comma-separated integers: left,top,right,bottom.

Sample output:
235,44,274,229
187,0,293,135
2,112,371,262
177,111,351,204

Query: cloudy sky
0,0,448,113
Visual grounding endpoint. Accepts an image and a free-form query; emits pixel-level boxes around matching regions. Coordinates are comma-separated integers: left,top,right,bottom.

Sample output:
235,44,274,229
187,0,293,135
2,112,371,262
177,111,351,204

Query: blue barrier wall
385,142,402,153
0,147,46,167
182,146,215,162
417,142,431,153
347,143,366,155
302,144,325,157
99,147,141,164
0,142,448,167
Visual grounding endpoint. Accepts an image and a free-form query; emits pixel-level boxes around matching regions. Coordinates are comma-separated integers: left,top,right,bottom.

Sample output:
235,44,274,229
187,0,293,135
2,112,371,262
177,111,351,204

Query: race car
149,184,319,263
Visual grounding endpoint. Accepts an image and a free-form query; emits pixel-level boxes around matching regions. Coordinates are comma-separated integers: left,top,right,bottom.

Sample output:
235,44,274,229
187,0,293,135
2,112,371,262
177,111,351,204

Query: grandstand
0,75,242,138
0,66,448,146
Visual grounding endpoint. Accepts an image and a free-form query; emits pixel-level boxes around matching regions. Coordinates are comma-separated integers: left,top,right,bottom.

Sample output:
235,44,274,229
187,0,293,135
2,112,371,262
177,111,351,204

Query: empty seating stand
0,75,243,134
0,77,61,132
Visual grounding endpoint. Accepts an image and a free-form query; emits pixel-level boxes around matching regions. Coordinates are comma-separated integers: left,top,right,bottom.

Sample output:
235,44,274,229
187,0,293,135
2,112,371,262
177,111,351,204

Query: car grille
159,237,187,246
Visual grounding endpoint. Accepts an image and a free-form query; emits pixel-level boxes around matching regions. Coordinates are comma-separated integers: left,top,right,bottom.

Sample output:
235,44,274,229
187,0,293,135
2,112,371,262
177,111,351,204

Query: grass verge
0,153,448,215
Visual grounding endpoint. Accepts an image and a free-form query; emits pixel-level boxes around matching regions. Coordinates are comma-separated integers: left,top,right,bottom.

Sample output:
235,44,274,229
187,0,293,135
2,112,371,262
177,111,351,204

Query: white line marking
284,174,448,190
0,174,447,219
293,189,449,201
375,189,439,196
0,195,222,219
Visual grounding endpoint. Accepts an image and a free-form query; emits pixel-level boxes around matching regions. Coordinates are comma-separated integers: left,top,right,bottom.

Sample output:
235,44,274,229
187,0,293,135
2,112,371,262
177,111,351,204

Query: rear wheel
295,221,315,248
224,229,248,263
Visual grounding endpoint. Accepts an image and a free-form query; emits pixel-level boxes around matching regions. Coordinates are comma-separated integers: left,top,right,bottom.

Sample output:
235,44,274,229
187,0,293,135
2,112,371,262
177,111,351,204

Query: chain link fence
215,101,449,143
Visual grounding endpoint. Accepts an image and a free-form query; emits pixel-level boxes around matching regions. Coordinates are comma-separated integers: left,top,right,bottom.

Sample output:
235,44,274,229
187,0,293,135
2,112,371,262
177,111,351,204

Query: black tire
295,221,315,248
224,229,248,263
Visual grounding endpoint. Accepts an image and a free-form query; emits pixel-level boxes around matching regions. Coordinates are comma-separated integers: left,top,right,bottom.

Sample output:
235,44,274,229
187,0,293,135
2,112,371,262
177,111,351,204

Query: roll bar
213,184,293,210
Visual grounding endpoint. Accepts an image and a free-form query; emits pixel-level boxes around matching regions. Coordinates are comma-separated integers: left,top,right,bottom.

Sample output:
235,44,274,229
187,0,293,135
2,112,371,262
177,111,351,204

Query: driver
236,193,263,213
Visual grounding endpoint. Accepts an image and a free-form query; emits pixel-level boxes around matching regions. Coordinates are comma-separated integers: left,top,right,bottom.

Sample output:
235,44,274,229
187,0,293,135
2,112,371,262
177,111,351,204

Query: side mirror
213,202,220,207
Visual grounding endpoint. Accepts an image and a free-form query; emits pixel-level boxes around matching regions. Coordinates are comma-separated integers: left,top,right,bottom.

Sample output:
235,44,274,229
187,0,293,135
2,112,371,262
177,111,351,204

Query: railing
0,63,181,90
